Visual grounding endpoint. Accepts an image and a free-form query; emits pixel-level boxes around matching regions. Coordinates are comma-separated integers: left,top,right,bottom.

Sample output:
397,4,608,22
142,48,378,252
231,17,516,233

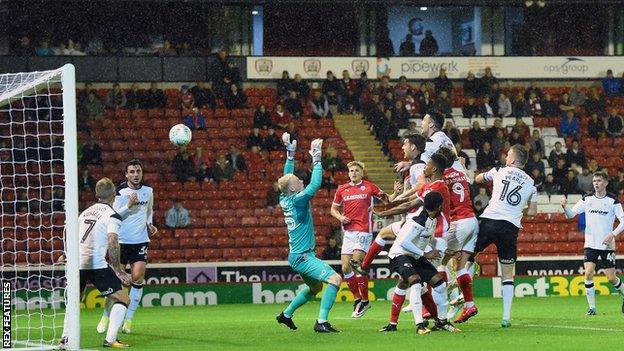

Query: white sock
106,302,128,343
410,283,424,324
344,271,355,279
101,297,113,318
374,235,387,246
466,262,475,277
432,282,448,320
585,280,595,308
502,280,514,321
125,284,143,320
613,278,624,297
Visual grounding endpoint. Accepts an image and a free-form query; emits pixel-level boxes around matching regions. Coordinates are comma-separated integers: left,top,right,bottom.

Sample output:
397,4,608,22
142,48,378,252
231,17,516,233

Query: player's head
277,174,304,195
505,145,528,168
592,171,609,193
422,111,445,136
424,152,447,178
125,159,143,188
347,161,365,183
423,191,443,219
402,132,426,160
436,147,456,169
95,177,116,203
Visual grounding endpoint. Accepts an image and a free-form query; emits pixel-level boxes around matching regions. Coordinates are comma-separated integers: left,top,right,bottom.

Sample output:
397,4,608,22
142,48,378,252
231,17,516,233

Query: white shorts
341,231,373,255
444,217,479,253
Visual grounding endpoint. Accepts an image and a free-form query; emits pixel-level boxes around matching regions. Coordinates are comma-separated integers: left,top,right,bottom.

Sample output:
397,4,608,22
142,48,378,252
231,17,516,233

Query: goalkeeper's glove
309,138,323,164
282,132,297,160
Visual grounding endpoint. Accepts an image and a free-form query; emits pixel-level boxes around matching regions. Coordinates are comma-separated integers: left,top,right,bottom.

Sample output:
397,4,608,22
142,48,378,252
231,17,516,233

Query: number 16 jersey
481,166,537,228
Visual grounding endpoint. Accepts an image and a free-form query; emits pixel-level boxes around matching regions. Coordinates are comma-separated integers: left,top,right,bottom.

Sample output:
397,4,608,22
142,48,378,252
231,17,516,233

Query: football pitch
15,295,624,350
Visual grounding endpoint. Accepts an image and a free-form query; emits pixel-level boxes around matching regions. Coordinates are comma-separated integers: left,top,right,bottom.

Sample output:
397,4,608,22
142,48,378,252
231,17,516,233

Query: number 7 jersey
79,203,122,270
481,166,537,228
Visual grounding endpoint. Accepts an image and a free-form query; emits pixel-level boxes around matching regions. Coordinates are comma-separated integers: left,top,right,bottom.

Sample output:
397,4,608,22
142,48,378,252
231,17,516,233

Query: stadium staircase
333,114,396,192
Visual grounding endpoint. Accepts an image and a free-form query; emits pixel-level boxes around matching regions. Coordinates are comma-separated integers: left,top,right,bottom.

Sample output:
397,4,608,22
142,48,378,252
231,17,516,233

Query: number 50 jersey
481,166,537,228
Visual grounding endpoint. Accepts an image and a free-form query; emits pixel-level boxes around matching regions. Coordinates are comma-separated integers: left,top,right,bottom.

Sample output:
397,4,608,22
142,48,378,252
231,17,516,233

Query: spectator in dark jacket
462,97,479,118
292,74,310,100
606,107,624,138
284,90,303,118
399,34,415,56
587,113,606,139
224,84,247,110
253,105,273,129
262,127,282,151
191,81,217,111
584,89,606,117
433,90,452,119
226,146,247,172
443,121,461,145
246,128,263,150
321,236,341,260
548,142,566,167
566,141,586,168
476,141,496,170
463,71,480,97
419,30,439,56
540,93,558,117
433,68,452,97
559,169,580,195
172,147,197,182
468,121,487,150
143,82,167,109
479,67,498,96
322,71,342,112
125,83,143,110
418,91,435,117
276,70,293,99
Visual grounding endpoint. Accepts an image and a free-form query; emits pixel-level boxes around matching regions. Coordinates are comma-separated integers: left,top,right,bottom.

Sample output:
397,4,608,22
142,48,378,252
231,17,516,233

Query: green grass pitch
14,295,624,350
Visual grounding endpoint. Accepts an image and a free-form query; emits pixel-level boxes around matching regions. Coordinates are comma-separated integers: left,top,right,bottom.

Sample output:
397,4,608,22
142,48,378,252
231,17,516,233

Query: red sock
362,241,384,270
357,275,369,301
422,288,438,320
345,273,361,300
390,290,406,325
457,273,474,303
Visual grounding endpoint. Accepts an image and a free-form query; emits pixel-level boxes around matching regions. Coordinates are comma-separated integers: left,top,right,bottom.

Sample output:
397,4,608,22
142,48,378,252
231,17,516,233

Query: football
169,124,192,147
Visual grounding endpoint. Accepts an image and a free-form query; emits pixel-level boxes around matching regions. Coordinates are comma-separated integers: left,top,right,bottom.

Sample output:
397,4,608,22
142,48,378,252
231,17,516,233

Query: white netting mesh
1,68,70,350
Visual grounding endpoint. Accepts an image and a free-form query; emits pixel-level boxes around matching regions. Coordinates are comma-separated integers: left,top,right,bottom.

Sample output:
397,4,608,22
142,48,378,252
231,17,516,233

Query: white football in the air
169,124,192,147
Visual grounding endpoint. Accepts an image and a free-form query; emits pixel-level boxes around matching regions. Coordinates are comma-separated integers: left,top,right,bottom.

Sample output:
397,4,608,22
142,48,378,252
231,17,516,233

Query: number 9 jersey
481,166,537,228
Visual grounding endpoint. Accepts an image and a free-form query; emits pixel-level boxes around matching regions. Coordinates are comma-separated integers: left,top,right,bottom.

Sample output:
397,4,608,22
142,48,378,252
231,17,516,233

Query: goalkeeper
275,133,342,333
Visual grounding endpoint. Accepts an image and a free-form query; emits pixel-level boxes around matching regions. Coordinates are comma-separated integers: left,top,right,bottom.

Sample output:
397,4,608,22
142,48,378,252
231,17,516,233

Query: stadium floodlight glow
419,6,427,11
252,10,259,15
525,0,534,6
536,0,546,7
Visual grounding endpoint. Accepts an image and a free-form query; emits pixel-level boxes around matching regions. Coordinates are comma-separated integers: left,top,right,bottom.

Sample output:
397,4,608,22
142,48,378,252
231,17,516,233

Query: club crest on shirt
360,186,366,191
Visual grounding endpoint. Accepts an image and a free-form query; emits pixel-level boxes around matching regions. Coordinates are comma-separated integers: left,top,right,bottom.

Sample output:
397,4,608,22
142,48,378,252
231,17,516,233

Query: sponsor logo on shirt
588,209,609,215
344,194,369,201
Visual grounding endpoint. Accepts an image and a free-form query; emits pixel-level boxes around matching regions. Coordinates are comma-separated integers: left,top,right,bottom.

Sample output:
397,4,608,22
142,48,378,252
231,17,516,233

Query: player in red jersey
330,161,388,318
437,147,479,323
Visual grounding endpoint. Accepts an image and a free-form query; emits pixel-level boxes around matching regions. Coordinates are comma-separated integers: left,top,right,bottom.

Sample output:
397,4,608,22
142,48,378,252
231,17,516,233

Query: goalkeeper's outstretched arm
298,139,323,200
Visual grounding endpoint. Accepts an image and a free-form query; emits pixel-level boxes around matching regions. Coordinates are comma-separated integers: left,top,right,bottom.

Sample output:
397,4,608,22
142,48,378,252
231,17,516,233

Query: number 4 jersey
481,166,537,228
79,203,122,270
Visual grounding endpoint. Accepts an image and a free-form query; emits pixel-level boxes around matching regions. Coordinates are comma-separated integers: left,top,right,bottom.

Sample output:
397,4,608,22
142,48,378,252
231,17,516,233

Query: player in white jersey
349,132,427,275
560,171,624,315
473,145,537,328
97,159,157,334
61,178,132,349
381,191,460,334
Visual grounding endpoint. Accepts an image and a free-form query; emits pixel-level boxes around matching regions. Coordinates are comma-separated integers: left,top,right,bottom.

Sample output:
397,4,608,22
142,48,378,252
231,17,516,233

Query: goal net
1,64,79,350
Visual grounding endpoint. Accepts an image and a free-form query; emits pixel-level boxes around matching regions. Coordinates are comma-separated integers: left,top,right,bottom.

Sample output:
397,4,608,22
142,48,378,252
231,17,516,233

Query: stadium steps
333,114,395,192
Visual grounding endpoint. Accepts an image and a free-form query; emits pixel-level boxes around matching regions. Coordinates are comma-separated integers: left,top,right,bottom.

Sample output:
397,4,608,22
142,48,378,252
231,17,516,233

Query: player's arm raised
282,132,297,175
475,166,498,184
377,197,423,217
298,139,323,199
561,195,583,219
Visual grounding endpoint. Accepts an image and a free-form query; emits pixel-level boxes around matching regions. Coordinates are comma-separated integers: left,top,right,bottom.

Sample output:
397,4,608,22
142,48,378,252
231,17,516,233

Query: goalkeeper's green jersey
279,159,323,254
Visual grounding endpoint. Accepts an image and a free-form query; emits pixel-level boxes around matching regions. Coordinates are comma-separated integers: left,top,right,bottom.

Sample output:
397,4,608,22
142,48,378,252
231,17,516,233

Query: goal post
0,64,80,350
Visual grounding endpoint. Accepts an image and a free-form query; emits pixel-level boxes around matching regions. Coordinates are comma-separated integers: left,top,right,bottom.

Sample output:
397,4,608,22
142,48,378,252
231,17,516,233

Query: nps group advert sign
247,56,624,80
